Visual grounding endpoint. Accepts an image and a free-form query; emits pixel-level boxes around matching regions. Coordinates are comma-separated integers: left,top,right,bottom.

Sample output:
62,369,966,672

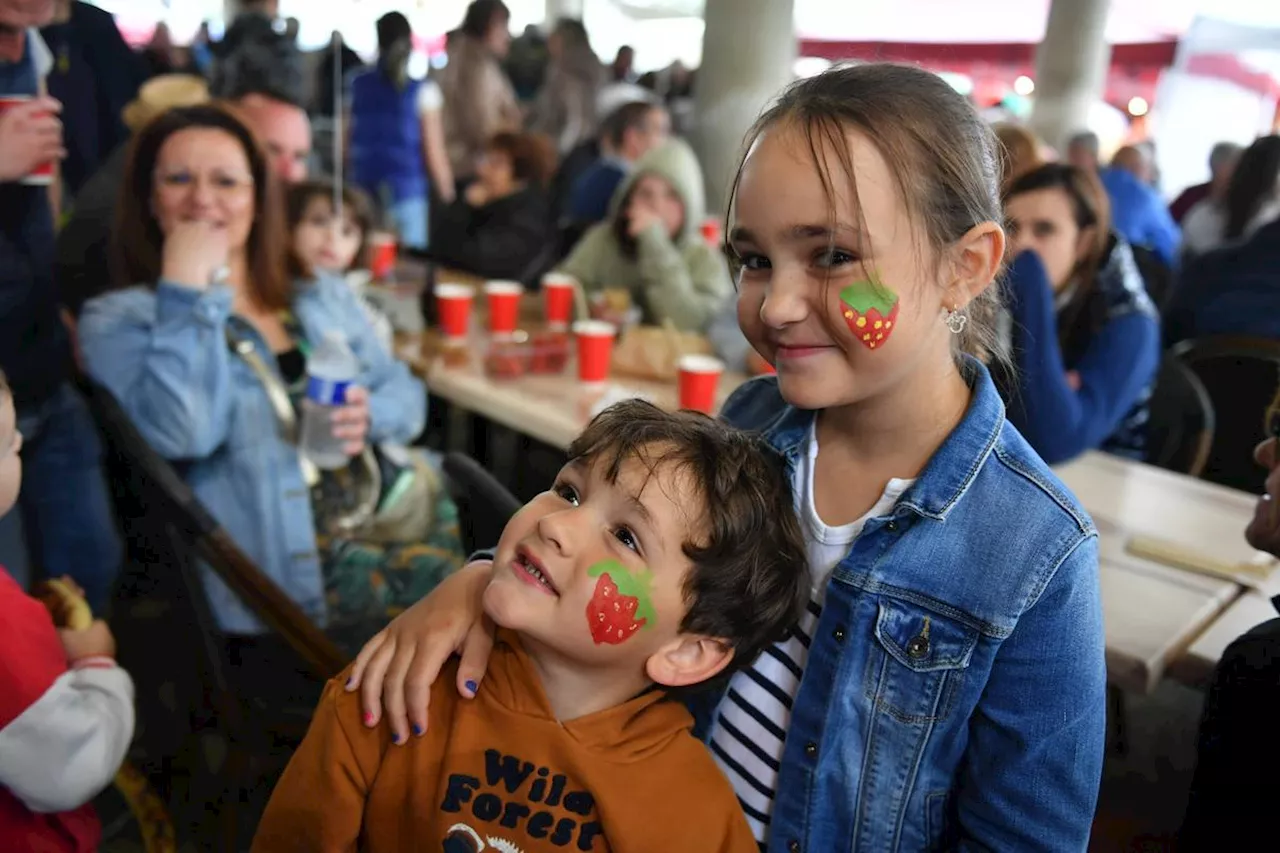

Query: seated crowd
3,0,1280,848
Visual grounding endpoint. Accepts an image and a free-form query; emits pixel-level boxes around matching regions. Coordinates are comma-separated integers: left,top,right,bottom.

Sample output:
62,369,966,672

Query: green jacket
557,138,732,332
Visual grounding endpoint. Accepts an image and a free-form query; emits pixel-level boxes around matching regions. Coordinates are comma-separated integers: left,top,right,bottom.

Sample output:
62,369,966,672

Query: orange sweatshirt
253,632,756,852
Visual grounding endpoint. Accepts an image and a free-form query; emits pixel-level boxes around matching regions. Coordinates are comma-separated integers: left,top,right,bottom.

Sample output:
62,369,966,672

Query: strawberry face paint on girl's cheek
839,279,899,350
585,560,657,645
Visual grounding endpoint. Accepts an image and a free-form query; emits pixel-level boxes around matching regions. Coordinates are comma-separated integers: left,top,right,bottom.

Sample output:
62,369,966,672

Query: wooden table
1056,452,1269,693
398,329,749,450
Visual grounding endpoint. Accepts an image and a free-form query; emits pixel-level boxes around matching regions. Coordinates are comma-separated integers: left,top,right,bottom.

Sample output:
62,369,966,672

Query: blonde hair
993,122,1045,190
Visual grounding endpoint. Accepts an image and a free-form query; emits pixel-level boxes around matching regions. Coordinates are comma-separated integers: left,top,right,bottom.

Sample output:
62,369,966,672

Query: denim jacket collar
759,356,1005,522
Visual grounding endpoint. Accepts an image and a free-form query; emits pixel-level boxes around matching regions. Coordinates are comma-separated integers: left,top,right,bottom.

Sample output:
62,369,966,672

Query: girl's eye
161,173,192,186
553,483,579,505
613,527,640,552
737,252,771,271
814,248,857,268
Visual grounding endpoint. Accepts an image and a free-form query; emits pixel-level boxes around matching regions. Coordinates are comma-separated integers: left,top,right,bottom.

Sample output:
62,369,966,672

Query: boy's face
293,196,362,274
484,451,699,673
0,394,22,519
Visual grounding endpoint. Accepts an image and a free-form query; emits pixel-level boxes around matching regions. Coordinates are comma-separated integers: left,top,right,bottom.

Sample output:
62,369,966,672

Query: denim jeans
12,382,121,611
388,195,429,252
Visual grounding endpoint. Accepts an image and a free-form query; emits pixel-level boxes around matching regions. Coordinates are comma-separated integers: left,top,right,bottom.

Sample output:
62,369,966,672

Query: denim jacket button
804,741,818,757
885,519,899,532
832,626,846,642
906,635,930,659
787,841,800,853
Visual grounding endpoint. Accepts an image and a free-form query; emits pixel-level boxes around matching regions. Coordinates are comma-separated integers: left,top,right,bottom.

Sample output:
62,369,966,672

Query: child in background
253,400,807,852
348,63,1107,852
0,371,136,852
287,180,394,352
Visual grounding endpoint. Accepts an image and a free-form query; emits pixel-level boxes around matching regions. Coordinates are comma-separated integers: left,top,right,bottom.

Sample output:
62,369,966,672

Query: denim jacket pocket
866,596,980,724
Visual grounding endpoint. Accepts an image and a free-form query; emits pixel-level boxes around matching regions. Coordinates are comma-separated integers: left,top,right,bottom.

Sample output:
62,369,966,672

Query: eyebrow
730,222,861,244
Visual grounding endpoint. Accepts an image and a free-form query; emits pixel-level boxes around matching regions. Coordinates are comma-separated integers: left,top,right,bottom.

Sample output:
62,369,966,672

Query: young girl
344,64,1106,851
1002,163,1160,465
557,136,733,332
287,180,393,353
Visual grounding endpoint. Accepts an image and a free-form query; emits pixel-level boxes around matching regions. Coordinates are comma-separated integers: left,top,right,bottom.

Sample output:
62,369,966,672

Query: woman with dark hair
530,18,603,155
1182,135,1280,257
1001,162,1161,464
431,131,556,280
556,137,732,331
438,0,520,179
348,11,455,252
77,104,462,642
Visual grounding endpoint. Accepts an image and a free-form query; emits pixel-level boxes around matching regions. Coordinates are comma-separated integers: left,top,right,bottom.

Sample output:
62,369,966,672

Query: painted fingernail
345,676,353,689
412,724,424,736
464,679,478,695
392,732,402,744
363,711,375,726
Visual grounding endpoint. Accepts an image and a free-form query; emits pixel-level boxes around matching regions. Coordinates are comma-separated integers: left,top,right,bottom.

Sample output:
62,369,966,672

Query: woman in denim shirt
344,66,1106,851
79,104,439,639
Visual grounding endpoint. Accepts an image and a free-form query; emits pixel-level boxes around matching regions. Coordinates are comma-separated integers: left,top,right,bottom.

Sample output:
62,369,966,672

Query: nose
758,268,811,329
535,507,578,557
1008,228,1032,258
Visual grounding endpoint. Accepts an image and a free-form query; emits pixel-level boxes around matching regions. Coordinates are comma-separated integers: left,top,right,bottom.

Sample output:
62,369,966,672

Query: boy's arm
252,676,385,852
0,662,135,813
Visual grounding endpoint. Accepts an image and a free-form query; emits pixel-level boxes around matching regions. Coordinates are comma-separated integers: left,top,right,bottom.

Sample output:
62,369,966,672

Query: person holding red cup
0,95,63,187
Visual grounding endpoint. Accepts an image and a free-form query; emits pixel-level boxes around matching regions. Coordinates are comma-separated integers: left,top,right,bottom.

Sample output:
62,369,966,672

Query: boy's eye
613,527,639,552
553,483,579,505
814,248,856,268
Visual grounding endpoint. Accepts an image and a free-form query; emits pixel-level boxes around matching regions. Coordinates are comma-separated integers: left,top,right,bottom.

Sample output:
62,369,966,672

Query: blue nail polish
392,732,401,744
412,724,424,736
465,679,478,695
344,676,353,688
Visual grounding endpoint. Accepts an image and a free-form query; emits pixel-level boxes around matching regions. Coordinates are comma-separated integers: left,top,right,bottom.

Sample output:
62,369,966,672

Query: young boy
0,371,136,852
254,400,809,852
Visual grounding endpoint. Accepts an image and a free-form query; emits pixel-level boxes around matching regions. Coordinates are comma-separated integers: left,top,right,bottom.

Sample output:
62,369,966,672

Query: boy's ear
645,635,734,689
945,221,1006,310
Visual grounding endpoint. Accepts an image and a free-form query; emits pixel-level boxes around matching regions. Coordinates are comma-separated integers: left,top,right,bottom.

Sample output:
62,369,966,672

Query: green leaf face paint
839,279,900,350
585,560,656,645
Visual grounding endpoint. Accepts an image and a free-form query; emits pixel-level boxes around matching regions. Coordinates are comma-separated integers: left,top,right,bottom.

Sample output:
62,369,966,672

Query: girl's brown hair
113,102,292,310
1003,162,1112,338
284,180,376,277
486,131,557,188
725,63,1006,362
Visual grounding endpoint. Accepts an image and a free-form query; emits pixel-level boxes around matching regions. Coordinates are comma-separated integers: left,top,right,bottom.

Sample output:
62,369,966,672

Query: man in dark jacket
0,0,119,609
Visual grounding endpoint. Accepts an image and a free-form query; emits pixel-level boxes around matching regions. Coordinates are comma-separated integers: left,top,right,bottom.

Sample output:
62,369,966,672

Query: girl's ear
945,221,1006,309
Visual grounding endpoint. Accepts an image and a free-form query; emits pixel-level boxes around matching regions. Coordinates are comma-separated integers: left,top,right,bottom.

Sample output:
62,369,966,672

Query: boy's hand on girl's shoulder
58,619,117,664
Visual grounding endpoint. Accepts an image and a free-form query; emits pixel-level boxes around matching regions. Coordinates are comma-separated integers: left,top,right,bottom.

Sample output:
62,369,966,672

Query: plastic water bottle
300,330,359,470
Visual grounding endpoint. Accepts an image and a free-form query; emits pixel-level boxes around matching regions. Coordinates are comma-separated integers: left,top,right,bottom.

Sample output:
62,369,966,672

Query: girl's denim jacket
689,359,1106,852
80,274,426,634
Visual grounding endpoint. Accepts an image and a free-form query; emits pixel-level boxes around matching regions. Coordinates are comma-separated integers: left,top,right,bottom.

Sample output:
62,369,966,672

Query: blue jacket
568,157,628,224
349,69,427,204
1098,168,1180,267
78,274,426,634
1164,217,1280,346
1004,243,1160,465
691,361,1106,851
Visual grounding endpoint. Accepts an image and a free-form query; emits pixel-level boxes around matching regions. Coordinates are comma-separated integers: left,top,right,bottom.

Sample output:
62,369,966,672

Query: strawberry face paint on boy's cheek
585,560,657,645
839,279,899,350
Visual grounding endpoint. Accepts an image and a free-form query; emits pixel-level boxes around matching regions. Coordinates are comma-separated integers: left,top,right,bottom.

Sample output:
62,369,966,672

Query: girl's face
476,147,515,196
630,174,684,239
152,127,256,255
1005,187,1091,293
731,123,967,411
293,196,363,273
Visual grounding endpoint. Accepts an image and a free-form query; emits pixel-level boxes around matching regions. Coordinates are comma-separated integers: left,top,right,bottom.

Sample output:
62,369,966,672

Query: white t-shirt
416,78,442,116
707,420,913,844
1182,196,1280,257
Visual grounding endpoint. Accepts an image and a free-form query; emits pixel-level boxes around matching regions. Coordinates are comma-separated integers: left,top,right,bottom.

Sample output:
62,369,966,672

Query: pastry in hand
32,577,94,630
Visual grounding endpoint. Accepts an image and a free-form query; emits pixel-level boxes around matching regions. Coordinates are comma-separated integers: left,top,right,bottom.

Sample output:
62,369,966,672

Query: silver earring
944,307,968,335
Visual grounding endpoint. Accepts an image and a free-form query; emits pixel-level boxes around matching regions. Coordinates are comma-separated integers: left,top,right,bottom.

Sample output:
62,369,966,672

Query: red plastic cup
572,320,616,385
0,96,54,185
699,216,722,247
541,273,577,330
484,280,523,337
435,283,475,340
369,231,397,280
678,354,725,413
